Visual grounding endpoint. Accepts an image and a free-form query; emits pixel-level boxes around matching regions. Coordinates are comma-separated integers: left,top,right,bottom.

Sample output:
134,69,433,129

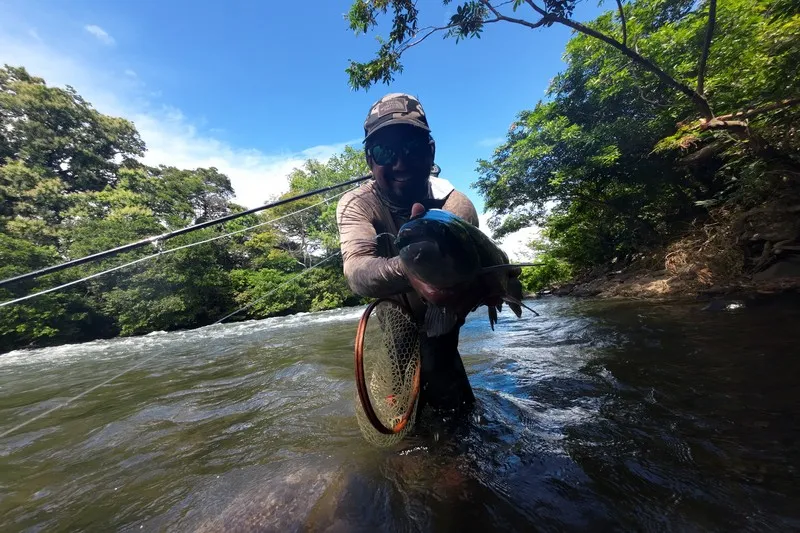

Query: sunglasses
366,137,431,167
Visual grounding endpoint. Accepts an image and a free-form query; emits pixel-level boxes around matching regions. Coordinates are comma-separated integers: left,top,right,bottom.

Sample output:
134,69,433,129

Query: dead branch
714,97,800,121
615,0,628,46
697,0,717,96
480,0,550,29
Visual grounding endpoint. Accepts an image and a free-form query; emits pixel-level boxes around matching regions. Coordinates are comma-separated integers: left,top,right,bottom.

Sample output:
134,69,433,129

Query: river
1,296,799,532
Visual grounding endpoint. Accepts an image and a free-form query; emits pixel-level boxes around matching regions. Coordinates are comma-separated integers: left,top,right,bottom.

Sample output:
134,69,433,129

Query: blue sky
1,0,606,256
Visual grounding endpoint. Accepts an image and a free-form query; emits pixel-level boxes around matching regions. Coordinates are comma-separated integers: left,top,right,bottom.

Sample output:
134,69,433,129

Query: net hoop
354,298,421,435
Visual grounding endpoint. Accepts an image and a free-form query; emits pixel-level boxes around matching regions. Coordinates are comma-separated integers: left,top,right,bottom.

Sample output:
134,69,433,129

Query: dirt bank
545,199,800,300
548,267,800,300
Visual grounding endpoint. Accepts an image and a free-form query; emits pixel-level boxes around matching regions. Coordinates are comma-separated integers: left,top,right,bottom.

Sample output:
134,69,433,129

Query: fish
395,203,539,337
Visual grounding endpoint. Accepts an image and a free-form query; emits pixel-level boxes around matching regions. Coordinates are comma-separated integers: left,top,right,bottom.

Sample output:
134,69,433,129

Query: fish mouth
398,240,441,266
398,240,465,289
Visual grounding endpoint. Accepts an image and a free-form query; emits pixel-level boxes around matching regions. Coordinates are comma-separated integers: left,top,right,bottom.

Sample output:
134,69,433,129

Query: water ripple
2,297,800,531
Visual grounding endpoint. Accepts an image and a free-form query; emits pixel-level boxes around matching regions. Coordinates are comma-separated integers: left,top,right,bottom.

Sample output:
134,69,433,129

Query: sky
0,0,606,259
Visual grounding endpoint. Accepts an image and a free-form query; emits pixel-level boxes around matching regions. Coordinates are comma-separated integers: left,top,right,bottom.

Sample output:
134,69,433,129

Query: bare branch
714,97,800,121
697,0,717,96
615,0,628,46
699,118,748,130
551,15,714,118
481,0,550,30
524,0,549,18
638,85,672,108
398,23,455,53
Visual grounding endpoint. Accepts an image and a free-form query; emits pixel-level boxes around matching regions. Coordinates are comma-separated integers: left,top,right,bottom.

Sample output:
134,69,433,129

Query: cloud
124,69,137,77
476,136,505,148
0,30,357,209
477,211,541,262
27,29,41,42
133,108,359,205
84,25,115,46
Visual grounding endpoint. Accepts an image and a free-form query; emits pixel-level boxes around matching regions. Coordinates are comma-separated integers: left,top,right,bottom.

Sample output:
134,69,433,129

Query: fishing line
0,174,372,289
213,251,342,324
0,188,356,308
0,353,160,440
0,250,343,439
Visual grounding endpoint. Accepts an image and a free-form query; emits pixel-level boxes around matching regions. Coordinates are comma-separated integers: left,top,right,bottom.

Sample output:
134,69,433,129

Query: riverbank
547,267,800,300
543,200,800,301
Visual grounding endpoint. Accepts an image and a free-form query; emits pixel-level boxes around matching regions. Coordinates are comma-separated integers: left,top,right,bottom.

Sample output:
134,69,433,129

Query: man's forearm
343,255,411,298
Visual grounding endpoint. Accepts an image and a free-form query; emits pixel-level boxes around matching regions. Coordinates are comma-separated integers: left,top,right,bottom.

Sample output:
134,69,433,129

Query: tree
344,0,798,271
345,0,799,127
0,64,363,352
229,146,368,318
0,66,145,195
269,145,369,265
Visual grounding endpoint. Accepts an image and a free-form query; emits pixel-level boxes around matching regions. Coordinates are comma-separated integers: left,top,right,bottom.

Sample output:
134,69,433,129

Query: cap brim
364,118,430,142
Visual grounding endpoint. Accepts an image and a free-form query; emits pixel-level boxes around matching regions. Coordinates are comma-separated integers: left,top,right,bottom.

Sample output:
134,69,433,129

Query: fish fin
480,263,544,274
487,305,498,331
502,295,539,317
424,306,459,337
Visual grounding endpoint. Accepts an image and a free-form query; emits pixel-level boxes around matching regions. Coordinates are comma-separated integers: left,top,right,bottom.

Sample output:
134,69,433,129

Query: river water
1,296,799,532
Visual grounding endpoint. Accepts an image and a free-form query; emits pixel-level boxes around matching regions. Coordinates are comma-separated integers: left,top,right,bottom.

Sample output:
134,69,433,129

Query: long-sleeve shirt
335,177,479,319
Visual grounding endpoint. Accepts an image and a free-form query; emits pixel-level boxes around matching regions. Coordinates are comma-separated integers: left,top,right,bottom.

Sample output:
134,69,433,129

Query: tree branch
481,0,550,30
399,16,511,54
524,0,549,18
615,0,627,46
714,97,800,121
637,85,671,108
697,0,717,96
550,15,714,118
398,23,455,53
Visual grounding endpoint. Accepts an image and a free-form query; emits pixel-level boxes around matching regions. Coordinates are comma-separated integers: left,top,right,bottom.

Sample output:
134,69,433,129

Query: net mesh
355,299,421,447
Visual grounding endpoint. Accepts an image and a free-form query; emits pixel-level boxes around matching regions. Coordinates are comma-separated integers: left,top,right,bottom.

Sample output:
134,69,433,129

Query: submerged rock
753,256,800,282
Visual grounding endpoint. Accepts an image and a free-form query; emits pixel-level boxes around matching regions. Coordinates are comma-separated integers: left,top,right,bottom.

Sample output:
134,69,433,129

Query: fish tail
487,305,498,330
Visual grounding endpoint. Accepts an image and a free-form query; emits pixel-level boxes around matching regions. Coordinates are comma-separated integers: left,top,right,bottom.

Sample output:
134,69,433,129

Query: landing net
354,298,421,447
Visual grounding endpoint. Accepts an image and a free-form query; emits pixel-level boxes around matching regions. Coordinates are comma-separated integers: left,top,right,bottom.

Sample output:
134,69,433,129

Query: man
336,93,479,415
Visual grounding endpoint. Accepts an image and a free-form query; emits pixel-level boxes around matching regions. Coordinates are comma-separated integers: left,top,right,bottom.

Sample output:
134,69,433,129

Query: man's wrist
388,255,408,280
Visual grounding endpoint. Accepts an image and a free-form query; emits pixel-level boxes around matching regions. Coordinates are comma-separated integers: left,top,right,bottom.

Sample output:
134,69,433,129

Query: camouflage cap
363,93,431,142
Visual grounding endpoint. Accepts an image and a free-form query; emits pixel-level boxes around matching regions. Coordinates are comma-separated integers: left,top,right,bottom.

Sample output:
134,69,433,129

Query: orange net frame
354,298,422,447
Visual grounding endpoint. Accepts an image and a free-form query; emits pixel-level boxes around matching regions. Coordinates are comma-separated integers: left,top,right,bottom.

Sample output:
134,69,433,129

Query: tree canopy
346,0,800,276
0,66,367,352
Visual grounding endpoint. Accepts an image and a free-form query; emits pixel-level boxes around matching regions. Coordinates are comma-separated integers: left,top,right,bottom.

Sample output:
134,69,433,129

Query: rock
552,284,575,296
750,232,795,242
753,255,800,281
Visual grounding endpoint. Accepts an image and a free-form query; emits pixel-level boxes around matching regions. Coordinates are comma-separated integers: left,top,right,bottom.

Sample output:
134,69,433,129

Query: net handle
354,297,421,435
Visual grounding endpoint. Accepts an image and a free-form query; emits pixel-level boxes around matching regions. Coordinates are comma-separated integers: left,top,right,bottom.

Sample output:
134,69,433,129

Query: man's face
366,124,433,205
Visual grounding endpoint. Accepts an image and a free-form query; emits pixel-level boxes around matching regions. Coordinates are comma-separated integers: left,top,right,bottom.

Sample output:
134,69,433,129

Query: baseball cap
363,93,431,142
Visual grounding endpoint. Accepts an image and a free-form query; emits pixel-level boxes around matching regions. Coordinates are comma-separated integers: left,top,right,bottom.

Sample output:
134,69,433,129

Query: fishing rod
0,189,357,308
0,174,372,289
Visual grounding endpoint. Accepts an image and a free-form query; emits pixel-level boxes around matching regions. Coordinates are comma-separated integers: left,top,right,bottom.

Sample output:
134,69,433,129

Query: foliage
345,0,799,275
0,65,366,353
518,251,573,294
345,0,799,282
